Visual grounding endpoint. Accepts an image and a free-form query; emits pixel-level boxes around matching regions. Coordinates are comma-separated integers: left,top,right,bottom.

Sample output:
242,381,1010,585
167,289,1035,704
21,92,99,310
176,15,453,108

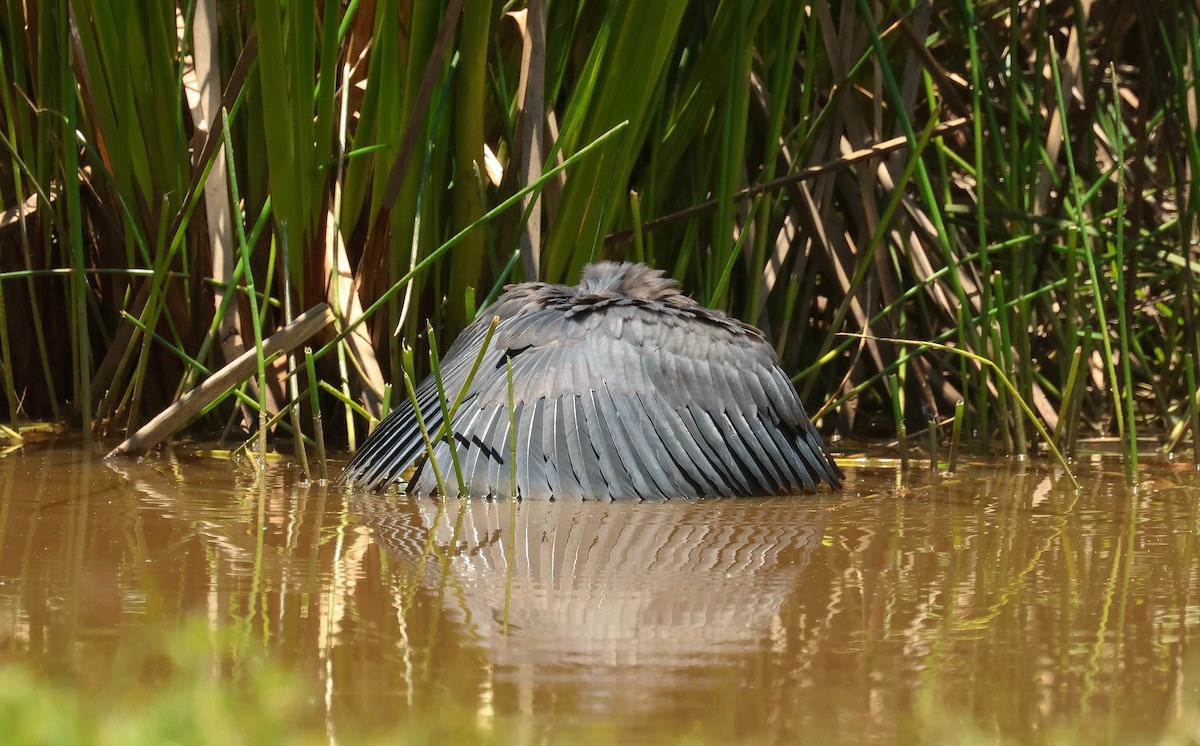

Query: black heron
341,261,842,499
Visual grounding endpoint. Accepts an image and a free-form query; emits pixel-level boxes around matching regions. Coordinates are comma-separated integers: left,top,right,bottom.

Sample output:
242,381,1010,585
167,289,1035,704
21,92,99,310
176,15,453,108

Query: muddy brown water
2,439,1199,743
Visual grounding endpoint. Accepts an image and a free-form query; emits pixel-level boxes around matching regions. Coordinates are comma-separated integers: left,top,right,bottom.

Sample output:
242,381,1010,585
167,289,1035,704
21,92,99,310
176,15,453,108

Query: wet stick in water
105,306,334,458
115,312,288,429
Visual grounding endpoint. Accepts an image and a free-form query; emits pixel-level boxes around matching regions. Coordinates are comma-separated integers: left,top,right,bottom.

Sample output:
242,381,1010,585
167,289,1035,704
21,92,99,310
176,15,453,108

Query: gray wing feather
632,393,716,497
524,398,552,500
579,388,625,500
601,384,670,500
715,356,790,490
550,395,584,501
344,274,841,498
566,395,606,500
462,404,503,496
483,400,514,496
676,401,754,494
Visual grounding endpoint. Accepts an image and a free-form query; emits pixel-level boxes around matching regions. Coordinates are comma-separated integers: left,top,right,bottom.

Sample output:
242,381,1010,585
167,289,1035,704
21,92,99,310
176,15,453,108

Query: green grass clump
0,621,520,746
0,626,318,746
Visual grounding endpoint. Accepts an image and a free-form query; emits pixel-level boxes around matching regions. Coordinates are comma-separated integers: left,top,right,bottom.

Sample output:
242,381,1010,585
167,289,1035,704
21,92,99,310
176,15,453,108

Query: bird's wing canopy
343,299,842,499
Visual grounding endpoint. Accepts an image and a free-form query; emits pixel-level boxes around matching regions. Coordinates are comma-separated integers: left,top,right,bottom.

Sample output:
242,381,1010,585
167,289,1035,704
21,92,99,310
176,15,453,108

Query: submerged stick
105,304,333,458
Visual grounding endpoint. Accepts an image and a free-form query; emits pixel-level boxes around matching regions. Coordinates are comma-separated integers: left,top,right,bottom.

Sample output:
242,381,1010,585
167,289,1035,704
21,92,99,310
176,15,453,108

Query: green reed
0,0,1194,475
304,347,327,481
400,344,445,498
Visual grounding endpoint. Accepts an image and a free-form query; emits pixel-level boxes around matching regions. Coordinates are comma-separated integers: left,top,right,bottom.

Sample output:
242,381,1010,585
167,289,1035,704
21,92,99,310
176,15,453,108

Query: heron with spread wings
341,261,842,500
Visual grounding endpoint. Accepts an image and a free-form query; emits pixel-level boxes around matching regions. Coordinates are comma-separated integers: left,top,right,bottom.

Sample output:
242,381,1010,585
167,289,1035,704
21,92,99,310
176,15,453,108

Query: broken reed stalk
105,304,333,458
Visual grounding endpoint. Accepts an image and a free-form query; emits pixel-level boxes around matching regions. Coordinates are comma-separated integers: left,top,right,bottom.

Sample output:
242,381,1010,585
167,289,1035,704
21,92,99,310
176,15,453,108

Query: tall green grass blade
401,344,445,497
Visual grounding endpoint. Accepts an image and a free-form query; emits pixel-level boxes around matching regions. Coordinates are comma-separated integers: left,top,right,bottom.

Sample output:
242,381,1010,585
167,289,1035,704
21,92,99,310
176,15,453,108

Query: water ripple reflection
352,496,829,675
0,442,1198,742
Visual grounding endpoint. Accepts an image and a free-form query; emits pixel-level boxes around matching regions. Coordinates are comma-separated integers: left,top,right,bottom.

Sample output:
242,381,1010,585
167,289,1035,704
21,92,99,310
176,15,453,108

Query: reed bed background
1,0,1198,472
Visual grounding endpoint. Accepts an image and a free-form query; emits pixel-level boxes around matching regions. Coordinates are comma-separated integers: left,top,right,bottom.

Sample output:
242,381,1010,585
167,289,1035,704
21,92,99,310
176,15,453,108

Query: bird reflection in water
350,496,829,680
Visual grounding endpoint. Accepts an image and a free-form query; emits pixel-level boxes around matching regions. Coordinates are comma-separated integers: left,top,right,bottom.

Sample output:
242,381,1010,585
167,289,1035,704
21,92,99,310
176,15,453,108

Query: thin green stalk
282,226,308,479
893,372,907,472
844,333,1080,490
949,400,965,473
317,381,374,421
400,345,446,497
506,355,517,498
60,0,90,433
0,271,18,424
304,347,327,481
440,316,500,429
1111,67,1138,482
222,108,268,464
1051,48,1124,450
1188,353,1200,464
993,277,1024,455
425,322,466,495
927,415,938,474
1053,345,1086,448
629,191,645,264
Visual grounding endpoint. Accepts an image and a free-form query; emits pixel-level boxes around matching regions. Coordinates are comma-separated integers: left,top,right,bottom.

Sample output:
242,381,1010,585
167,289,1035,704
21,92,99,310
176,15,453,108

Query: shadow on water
2,439,1200,743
